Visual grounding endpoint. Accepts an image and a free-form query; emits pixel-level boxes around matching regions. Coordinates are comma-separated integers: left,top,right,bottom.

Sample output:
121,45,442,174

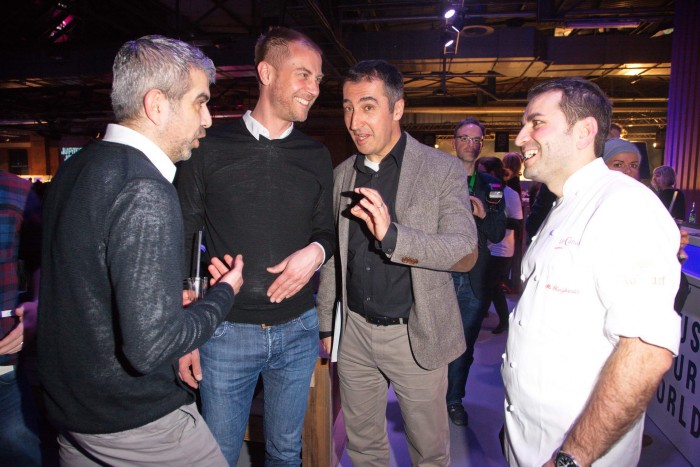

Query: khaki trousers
338,310,450,467
57,403,227,466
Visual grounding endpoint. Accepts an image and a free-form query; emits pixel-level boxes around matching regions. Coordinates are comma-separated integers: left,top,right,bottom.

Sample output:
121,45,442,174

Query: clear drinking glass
184,277,208,303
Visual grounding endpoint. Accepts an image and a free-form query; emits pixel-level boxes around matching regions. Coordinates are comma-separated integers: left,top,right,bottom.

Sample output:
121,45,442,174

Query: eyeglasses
454,135,484,144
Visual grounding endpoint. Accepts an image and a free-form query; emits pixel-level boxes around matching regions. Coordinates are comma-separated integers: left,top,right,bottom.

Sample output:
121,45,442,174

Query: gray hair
653,165,677,188
111,35,215,122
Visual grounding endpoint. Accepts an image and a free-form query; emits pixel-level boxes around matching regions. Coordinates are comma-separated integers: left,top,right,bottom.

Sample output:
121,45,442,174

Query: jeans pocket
0,369,17,386
296,308,319,332
210,321,231,339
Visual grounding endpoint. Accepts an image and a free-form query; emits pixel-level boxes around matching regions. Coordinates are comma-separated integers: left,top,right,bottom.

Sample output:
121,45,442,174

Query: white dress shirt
103,124,176,183
242,110,293,141
502,158,681,466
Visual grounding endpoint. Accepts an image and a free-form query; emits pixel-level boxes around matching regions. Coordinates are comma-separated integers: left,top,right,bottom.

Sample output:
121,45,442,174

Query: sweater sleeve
106,177,233,375
309,146,336,264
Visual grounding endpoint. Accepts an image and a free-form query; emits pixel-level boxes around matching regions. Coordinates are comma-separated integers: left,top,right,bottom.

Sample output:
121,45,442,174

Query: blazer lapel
337,159,356,267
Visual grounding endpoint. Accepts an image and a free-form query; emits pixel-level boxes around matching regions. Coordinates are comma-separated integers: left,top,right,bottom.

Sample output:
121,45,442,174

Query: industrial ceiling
0,0,675,143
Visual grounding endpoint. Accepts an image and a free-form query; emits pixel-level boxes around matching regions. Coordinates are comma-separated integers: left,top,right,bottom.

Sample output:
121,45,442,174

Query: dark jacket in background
465,172,506,299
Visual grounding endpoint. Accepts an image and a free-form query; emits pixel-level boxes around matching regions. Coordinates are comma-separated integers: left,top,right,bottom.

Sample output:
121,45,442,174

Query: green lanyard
468,173,477,195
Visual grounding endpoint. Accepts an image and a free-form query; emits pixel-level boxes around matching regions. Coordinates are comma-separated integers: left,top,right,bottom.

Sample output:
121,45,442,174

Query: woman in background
652,165,686,221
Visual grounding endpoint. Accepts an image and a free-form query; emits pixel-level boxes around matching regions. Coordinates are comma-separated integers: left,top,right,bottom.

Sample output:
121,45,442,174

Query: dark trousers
482,255,513,327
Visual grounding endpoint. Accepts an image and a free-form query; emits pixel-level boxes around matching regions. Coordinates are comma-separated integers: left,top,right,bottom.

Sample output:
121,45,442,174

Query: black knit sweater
38,141,235,434
176,119,335,325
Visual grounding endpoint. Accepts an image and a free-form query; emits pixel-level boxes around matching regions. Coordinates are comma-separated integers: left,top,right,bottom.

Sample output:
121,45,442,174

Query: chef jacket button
518,320,524,327
501,353,506,360
506,405,515,413
509,361,516,368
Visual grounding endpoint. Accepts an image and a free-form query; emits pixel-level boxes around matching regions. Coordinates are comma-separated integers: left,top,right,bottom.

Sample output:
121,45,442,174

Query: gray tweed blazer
317,133,477,370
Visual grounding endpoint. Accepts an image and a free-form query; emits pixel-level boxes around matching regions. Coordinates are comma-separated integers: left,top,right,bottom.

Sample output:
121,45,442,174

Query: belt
355,311,408,326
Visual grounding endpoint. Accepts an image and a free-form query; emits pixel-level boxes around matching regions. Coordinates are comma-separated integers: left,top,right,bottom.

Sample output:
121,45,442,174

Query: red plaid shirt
0,172,41,365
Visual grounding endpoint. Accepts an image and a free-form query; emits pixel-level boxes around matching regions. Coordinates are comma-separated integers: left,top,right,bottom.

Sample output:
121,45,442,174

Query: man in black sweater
38,36,243,466
176,27,335,465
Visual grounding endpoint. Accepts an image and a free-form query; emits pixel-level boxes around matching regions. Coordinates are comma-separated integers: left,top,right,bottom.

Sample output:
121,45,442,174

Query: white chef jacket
502,158,681,466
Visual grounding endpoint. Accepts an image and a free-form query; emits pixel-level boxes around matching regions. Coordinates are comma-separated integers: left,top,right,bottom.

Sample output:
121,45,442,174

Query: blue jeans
446,273,483,406
199,308,319,466
0,369,41,466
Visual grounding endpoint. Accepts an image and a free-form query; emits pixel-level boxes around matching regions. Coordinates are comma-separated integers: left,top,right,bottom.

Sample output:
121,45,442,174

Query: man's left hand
350,187,391,241
178,349,202,389
266,244,324,303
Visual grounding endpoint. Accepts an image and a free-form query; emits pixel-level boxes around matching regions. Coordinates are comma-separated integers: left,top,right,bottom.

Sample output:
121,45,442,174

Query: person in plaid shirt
0,170,42,466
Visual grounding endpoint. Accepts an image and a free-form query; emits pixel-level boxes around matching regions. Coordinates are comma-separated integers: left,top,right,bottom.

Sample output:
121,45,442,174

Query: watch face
555,452,578,467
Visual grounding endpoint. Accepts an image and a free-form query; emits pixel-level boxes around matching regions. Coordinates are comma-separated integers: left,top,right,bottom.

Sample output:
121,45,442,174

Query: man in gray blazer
317,60,478,466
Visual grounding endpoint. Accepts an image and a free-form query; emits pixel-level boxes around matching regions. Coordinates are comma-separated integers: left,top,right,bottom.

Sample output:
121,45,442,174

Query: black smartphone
341,191,365,206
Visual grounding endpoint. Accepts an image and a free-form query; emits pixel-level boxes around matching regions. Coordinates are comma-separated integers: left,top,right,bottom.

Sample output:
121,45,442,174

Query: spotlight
444,8,456,19
441,28,459,54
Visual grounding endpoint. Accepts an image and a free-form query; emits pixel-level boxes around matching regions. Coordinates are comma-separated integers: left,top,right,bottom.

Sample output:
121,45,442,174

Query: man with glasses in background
446,117,505,426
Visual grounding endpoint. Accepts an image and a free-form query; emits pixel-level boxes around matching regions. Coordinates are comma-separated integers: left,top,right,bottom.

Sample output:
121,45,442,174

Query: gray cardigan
38,141,234,434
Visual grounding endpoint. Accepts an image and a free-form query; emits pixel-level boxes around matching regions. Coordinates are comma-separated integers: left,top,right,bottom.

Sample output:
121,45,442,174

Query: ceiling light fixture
441,28,459,54
566,20,641,30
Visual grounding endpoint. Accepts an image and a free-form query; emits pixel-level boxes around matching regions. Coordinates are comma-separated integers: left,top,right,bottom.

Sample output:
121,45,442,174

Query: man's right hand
208,254,244,294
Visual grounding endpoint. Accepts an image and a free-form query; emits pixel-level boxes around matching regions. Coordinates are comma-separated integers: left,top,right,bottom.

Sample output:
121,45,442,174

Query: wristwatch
555,450,581,467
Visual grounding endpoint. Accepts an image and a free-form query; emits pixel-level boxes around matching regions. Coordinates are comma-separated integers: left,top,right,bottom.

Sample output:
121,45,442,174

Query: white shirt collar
242,110,294,140
562,157,607,198
102,123,177,183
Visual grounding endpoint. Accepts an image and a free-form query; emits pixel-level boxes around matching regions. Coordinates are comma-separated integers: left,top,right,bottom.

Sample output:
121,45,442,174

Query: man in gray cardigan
38,36,243,466
317,60,478,466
